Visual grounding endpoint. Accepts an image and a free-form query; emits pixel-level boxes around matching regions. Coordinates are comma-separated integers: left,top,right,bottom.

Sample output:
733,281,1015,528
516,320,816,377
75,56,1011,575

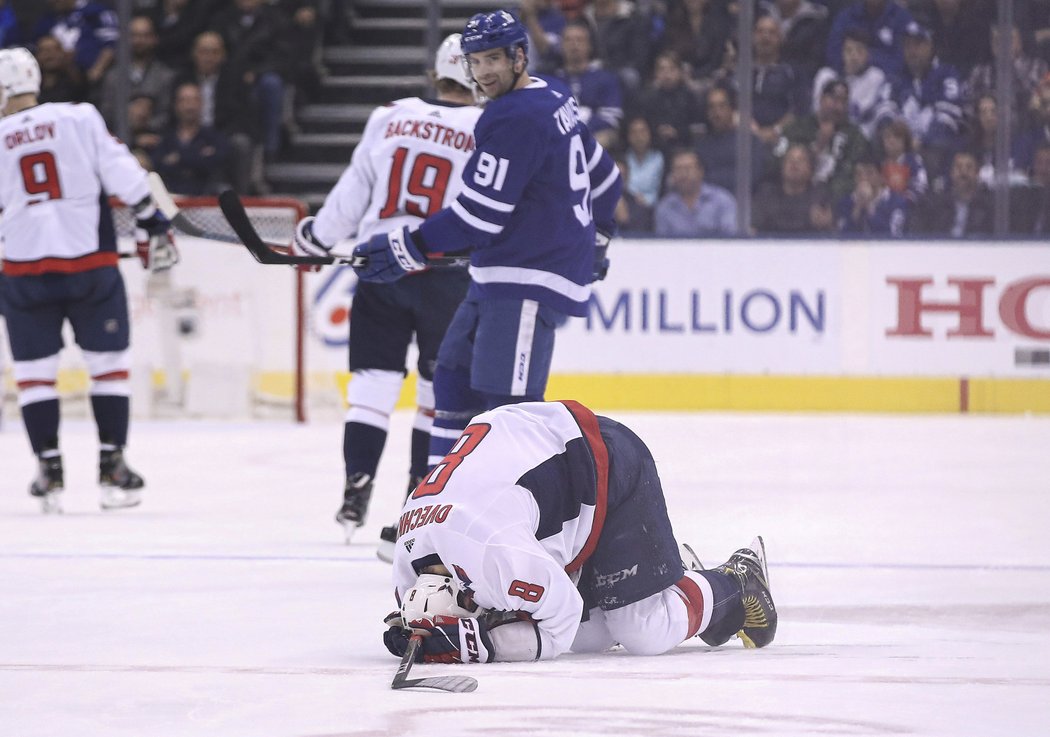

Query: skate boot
99,448,145,510
29,454,64,514
712,536,777,648
335,472,374,544
376,474,421,563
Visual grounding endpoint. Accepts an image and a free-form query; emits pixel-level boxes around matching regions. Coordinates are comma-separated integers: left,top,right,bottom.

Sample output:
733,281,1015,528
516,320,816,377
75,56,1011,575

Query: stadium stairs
267,0,488,210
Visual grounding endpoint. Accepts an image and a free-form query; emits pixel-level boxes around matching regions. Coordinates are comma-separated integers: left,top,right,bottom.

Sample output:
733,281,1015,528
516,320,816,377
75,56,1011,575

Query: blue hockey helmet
461,10,529,58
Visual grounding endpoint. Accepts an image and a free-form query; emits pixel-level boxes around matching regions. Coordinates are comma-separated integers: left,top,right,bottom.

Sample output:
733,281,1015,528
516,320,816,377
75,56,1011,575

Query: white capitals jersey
392,400,610,660
311,96,482,247
0,102,151,276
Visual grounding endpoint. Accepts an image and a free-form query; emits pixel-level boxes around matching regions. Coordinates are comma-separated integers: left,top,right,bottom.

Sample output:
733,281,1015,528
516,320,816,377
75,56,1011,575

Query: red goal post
109,194,311,422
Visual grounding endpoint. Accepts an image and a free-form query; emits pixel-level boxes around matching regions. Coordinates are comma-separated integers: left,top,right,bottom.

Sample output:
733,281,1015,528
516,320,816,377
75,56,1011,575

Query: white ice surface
1,411,1049,737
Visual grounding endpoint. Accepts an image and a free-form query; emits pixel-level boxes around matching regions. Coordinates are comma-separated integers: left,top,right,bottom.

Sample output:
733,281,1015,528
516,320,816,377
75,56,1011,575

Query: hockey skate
336,472,374,544
376,475,421,563
712,536,777,648
99,449,144,511
29,455,64,514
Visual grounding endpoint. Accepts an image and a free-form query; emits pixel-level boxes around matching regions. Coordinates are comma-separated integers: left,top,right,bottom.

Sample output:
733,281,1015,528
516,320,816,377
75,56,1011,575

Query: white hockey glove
291,216,332,258
134,202,178,273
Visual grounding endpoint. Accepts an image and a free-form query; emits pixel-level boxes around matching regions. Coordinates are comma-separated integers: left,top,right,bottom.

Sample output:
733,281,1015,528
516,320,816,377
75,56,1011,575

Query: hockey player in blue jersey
341,10,622,549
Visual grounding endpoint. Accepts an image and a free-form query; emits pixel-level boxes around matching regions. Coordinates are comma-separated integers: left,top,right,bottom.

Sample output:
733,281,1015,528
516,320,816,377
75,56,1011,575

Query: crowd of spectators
3,0,1050,239
1,0,324,195
529,0,1050,239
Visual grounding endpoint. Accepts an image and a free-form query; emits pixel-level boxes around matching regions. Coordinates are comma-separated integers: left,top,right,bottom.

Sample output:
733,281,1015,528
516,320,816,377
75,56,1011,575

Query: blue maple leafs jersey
416,76,622,317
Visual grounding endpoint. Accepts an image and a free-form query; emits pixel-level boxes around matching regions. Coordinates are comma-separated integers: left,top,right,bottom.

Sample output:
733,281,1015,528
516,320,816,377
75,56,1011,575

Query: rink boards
308,239,1050,414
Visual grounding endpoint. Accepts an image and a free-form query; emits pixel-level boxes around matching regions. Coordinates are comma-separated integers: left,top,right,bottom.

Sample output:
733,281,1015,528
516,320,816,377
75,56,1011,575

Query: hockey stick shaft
389,634,478,693
390,634,423,688
217,189,470,268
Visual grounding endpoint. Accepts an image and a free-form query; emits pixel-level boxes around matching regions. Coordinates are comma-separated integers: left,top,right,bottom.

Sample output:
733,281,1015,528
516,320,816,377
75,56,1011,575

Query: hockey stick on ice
217,189,471,269
390,634,479,693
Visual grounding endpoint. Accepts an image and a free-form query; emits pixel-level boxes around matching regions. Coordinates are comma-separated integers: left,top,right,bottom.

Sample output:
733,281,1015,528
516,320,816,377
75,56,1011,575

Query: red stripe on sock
675,575,706,638
17,380,56,390
92,371,130,382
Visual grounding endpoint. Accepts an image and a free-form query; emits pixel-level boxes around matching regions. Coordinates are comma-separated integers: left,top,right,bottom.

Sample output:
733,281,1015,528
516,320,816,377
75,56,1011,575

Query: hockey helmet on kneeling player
399,568,480,624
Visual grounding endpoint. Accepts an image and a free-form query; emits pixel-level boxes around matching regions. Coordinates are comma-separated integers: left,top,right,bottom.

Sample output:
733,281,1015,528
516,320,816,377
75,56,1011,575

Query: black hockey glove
351,226,426,283
592,227,613,282
384,614,495,664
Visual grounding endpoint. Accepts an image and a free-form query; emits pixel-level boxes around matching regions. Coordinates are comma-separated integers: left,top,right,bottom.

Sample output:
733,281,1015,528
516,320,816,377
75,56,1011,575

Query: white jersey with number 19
0,101,151,276
311,96,482,246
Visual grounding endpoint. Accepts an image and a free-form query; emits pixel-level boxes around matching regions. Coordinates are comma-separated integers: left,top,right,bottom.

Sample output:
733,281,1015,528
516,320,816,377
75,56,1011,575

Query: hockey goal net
0,195,311,422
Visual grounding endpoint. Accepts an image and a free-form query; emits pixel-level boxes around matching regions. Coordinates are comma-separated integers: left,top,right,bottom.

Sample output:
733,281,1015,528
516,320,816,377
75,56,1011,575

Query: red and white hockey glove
291,216,331,258
384,614,495,664
134,205,178,272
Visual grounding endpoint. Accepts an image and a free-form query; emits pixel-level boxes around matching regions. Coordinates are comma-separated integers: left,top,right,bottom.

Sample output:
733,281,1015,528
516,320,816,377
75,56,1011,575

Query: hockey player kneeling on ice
0,48,175,514
382,400,776,664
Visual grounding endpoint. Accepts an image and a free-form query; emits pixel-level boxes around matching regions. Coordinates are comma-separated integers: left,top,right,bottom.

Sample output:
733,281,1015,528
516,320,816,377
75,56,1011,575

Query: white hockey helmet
0,47,42,109
400,572,479,623
433,33,473,91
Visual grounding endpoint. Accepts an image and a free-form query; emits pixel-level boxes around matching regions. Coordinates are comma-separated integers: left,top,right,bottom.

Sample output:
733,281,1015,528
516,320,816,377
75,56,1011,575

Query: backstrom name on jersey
383,118,475,153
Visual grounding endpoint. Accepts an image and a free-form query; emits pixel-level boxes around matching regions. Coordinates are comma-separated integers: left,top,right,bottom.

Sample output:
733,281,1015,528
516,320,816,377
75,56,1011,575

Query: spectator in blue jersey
758,0,829,94
632,50,702,152
878,22,964,188
152,82,231,195
835,156,908,237
519,0,566,74
876,118,928,205
328,10,621,466
31,0,118,87
812,28,888,141
825,0,914,79
654,149,737,237
623,116,664,207
694,85,769,194
553,19,623,148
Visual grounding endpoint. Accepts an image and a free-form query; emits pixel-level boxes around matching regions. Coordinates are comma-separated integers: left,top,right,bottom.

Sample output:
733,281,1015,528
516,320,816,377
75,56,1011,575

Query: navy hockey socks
694,569,745,647
410,427,429,480
344,421,386,478
90,394,129,447
429,364,483,467
21,399,60,456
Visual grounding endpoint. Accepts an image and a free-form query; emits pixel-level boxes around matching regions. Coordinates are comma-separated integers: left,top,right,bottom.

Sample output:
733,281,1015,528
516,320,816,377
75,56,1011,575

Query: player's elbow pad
485,613,543,662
